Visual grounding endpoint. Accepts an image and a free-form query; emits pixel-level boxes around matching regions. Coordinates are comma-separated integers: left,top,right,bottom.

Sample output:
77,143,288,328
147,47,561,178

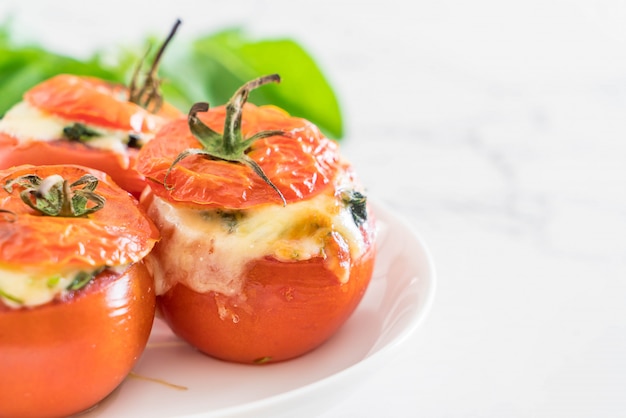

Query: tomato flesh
0,164,158,269
0,262,155,418
157,246,375,364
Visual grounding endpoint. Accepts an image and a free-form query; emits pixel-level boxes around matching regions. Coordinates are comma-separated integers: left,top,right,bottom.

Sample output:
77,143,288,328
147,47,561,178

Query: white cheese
0,102,66,140
145,179,369,298
0,101,150,169
0,265,111,308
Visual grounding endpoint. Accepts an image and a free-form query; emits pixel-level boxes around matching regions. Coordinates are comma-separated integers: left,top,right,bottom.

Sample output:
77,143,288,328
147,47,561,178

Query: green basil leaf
0,46,127,117
0,24,344,140
162,28,344,140
0,23,128,117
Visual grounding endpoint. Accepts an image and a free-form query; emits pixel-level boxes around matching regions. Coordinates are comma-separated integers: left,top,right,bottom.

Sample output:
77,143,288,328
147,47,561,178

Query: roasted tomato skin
23,74,181,131
137,104,339,209
0,164,158,417
0,74,181,197
0,164,159,268
157,246,375,363
137,88,377,363
0,262,156,418
0,133,147,198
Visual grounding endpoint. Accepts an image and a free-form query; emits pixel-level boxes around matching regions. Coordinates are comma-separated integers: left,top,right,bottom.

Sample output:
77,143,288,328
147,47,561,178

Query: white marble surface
2,1,626,417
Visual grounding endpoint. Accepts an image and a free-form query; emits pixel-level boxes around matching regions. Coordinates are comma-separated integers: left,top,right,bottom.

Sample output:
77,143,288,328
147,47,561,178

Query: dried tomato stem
59,180,74,217
129,19,182,112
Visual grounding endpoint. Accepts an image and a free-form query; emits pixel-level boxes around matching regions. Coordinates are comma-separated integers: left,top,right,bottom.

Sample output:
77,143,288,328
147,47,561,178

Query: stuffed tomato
136,74,376,364
0,164,159,418
0,22,182,197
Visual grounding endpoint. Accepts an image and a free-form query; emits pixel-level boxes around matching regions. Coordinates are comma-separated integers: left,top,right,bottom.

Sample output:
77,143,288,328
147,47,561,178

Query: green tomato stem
166,74,287,206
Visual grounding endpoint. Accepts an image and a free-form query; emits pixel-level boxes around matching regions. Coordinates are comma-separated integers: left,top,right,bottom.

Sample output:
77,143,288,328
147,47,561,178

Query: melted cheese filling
0,102,155,168
0,265,122,309
146,181,368,297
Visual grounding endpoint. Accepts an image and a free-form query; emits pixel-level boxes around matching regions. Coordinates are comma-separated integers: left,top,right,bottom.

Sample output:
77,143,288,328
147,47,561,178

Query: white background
2,1,626,417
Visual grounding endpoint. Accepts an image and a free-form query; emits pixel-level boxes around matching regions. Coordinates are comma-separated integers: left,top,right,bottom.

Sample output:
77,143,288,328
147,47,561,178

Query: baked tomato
0,164,158,418
0,21,182,198
137,74,376,364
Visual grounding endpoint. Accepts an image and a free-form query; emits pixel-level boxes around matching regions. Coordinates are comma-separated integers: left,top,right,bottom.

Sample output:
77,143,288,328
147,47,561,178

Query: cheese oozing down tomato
137,75,377,363
142,168,376,363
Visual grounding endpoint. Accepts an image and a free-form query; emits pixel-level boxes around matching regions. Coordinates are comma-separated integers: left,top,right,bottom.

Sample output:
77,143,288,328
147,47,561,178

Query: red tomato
137,103,340,209
0,263,155,418
24,74,181,132
0,164,159,268
0,164,158,418
137,78,376,363
0,74,181,197
155,221,376,363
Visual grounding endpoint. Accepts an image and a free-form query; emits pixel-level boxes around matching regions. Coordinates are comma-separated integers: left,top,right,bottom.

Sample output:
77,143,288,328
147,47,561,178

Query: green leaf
62,123,100,142
0,46,127,117
0,288,23,304
0,23,344,140
67,271,92,291
162,28,344,140
0,22,130,117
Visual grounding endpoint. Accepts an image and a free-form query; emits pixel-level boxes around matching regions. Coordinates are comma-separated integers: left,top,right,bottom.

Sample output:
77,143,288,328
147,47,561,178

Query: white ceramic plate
83,201,436,418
